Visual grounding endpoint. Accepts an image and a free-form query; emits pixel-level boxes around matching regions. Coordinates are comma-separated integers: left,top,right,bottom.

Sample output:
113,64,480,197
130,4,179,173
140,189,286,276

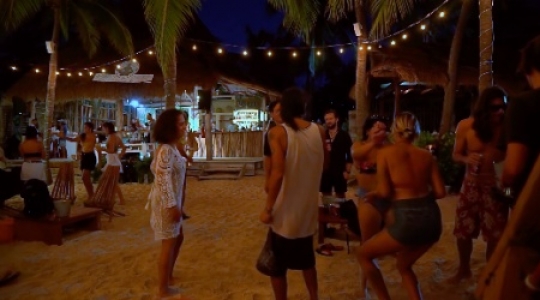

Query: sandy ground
0,175,487,300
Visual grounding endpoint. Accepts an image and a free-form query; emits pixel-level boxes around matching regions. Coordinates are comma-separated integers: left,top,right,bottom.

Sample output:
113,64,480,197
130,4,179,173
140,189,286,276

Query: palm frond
69,1,101,57
0,0,45,32
143,0,201,68
370,0,420,38
326,0,354,22
268,0,320,42
59,0,72,41
91,0,134,57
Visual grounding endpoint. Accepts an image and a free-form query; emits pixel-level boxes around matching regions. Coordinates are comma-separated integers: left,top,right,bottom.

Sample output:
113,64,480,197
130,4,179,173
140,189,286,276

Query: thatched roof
4,53,220,103
349,47,523,100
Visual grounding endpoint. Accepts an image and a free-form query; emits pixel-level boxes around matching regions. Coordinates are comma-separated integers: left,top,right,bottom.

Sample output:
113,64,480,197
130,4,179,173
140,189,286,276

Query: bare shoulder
456,117,473,134
268,125,285,137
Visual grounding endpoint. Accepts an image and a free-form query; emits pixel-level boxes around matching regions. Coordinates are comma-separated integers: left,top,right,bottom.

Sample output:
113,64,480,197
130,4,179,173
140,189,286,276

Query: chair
318,206,351,253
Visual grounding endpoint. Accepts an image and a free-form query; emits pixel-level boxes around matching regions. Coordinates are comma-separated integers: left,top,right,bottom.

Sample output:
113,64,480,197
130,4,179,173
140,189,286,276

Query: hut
0,50,280,165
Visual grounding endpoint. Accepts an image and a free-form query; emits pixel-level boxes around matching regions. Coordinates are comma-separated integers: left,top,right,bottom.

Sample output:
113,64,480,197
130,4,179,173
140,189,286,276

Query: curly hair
362,115,389,141
472,86,507,143
153,109,184,144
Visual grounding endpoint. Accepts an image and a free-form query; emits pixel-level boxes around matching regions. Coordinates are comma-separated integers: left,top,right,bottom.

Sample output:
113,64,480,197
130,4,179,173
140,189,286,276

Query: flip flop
325,243,344,251
316,246,333,257
0,271,20,287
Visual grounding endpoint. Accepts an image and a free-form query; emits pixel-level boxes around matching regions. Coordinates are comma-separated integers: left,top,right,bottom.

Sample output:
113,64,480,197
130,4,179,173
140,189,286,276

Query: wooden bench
14,207,102,246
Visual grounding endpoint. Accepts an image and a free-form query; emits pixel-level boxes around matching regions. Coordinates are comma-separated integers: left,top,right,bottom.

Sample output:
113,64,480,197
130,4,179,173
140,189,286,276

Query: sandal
325,243,344,251
316,246,333,256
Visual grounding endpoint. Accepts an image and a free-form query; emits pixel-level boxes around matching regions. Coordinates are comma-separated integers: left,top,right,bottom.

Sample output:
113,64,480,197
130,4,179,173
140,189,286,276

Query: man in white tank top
260,87,328,300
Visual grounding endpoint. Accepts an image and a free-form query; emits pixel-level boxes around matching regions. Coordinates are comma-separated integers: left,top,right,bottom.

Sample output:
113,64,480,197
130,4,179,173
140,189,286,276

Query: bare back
378,143,445,200
106,134,124,154
19,139,44,160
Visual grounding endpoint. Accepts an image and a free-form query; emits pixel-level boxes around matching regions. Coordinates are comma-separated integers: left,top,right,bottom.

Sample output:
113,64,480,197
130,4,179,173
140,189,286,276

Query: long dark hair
280,87,308,131
472,86,507,143
362,115,389,141
154,109,184,144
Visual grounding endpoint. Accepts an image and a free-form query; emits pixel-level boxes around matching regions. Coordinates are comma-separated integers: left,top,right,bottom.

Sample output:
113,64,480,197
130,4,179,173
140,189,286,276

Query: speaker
197,90,212,110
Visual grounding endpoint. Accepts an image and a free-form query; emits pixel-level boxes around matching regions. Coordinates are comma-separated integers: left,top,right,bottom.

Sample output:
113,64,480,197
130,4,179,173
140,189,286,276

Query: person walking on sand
99,122,126,205
146,109,189,300
66,122,97,200
260,87,328,300
358,112,446,300
448,86,509,283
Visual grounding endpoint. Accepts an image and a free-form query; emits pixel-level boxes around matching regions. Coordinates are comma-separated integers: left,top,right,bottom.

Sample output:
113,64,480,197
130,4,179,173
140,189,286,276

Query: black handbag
256,229,282,277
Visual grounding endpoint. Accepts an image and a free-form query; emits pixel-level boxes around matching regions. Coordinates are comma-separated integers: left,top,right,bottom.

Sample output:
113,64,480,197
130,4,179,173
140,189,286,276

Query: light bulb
148,50,154,55
316,50,321,56
132,59,137,63
78,72,83,76
89,72,94,76
391,40,396,46
101,68,106,73
242,50,248,56
367,46,372,51
192,45,197,51
339,48,344,54
267,51,272,57
292,51,297,57
420,24,426,30
402,34,408,40
55,71,59,75
439,11,445,18
10,66,17,71
116,65,121,69
35,69,40,73
67,73,72,77
217,48,223,54
359,46,363,50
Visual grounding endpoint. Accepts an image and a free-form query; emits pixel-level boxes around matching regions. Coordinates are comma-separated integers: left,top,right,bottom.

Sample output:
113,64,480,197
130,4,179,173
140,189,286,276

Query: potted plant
414,131,462,193
134,156,154,184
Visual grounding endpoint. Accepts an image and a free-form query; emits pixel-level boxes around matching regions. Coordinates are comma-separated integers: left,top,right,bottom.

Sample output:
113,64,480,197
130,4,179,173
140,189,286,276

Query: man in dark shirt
320,109,352,198
264,101,281,193
502,35,540,198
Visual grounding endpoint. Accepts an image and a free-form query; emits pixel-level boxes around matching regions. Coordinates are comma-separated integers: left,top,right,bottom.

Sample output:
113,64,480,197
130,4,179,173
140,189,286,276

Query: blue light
130,100,139,107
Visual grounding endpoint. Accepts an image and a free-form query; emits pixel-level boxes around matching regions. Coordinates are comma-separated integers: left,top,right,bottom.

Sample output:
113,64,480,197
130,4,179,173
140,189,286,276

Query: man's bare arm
265,126,286,212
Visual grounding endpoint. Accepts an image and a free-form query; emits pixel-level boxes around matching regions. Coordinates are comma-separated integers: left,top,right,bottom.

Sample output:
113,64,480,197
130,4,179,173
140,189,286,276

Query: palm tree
478,0,493,92
142,0,201,109
1,0,134,183
270,0,422,138
439,0,474,134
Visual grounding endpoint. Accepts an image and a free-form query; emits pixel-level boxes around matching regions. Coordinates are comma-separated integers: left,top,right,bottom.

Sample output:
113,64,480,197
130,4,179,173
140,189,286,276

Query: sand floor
0,175,487,299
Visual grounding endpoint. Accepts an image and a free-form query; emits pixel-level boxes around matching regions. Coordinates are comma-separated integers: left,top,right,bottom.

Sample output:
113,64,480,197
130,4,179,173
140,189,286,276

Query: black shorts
270,230,315,276
80,152,97,171
320,171,347,194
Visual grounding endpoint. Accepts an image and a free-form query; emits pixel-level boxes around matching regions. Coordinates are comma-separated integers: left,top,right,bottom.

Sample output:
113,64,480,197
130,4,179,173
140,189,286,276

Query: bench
14,207,102,245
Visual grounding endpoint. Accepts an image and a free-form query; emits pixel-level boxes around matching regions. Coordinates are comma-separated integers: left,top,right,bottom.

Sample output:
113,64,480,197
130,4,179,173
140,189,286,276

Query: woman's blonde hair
391,112,421,141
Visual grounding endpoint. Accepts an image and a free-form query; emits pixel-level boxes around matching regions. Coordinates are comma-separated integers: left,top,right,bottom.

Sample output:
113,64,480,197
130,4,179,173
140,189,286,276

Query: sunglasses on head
489,104,506,112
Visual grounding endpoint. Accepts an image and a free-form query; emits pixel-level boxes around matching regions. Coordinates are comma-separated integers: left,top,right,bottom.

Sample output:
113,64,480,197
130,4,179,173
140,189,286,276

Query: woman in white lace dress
146,109,188,299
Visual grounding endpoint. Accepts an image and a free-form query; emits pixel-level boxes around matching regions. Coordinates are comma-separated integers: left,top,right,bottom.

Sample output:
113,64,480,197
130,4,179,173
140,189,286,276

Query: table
14,207,102,245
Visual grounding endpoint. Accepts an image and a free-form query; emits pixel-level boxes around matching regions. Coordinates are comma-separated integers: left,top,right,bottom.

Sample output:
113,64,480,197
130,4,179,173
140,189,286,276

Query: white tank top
271,122,324,239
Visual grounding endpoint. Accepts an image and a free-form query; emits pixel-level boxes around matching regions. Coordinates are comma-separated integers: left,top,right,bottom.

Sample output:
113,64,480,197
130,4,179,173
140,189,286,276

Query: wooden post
116,99,124,131
393,77,401,119
205,110,212,161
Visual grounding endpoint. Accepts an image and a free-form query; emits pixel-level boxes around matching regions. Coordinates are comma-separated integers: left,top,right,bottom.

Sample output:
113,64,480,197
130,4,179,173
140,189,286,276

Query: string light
67,72,72,77
78,72,83,76
7,1,456,75
55,71,59,75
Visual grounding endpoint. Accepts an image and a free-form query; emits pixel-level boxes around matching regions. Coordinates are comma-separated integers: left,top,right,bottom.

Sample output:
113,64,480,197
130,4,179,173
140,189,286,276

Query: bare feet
447,269,473,283
157,287,190,300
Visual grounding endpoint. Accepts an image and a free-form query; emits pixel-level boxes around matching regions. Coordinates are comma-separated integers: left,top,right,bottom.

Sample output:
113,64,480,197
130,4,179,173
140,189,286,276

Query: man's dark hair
280,87,308,130
472,86,507,143
362,115,389,141
324,109,338,119
267,100,280,113
84,122,94,131
24,126,38,139
102,122,116,134
154,109,183,144
517,35,540,75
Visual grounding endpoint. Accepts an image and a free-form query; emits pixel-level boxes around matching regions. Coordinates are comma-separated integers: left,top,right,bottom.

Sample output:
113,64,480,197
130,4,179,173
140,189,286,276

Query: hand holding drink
468,153,483,175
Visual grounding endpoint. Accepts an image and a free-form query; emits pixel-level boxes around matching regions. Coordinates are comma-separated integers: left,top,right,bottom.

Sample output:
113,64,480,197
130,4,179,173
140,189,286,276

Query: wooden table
14,207,102,245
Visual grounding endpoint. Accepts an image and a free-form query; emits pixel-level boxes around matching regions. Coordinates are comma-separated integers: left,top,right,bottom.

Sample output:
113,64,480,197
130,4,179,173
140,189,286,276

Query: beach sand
1,175,486,299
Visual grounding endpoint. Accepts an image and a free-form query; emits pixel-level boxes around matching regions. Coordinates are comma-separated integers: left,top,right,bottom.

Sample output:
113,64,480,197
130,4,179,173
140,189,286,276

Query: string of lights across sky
5,0,452,76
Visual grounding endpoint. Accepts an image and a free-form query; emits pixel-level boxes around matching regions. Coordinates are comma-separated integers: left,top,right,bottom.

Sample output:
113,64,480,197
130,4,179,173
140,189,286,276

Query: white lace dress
146,144,186,240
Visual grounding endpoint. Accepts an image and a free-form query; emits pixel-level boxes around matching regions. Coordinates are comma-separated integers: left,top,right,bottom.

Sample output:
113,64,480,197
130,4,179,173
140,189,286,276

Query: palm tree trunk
163,52,177,109
43,1,61,184
479,0,494,92
353,0,370,141
440,0,474,134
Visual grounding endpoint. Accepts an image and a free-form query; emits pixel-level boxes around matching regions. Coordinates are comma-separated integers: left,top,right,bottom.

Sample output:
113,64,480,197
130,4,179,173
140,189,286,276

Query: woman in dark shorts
67,122,97,200
358,112,446,300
